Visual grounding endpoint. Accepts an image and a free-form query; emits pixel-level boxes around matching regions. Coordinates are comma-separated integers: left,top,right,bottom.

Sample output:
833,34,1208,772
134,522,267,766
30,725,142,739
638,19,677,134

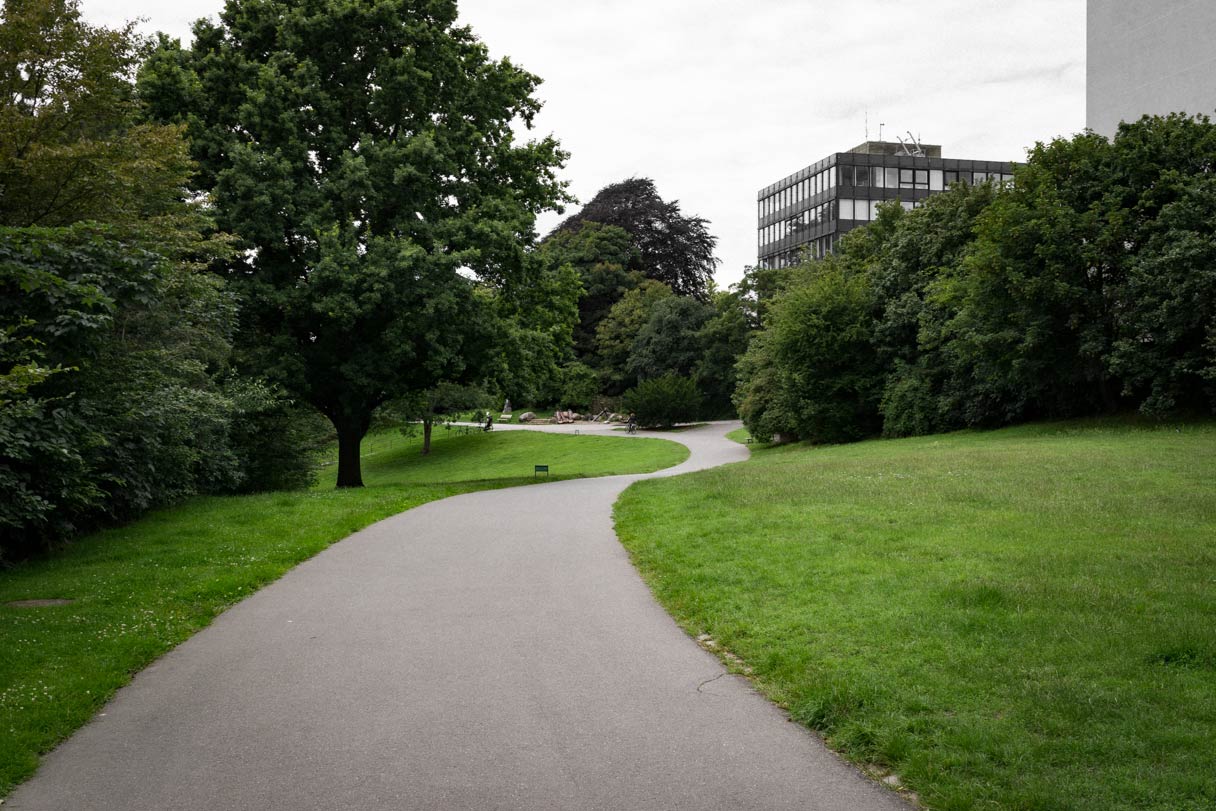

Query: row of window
840,197,916,221
758,235,837,269
758,167,835,218
840,165,938,190
759,166,1014,219
758,208,829,247
759,197,932,247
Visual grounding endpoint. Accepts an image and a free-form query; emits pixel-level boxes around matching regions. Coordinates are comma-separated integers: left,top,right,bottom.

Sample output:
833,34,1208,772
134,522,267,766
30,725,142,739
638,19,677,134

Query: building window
930,169,943,191
839,198,854,219
900,168,915,188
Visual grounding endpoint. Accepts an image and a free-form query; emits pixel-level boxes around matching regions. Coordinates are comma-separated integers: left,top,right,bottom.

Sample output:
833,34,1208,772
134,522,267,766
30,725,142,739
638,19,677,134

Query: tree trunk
422,417,433,455
334,422,366,488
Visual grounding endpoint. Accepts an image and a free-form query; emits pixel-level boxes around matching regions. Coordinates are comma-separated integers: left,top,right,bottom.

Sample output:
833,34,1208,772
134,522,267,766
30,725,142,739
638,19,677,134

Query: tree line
1,0,754,562
11,1,1207,563
529,179,752,422
0,0,571,560
737,113,1216,443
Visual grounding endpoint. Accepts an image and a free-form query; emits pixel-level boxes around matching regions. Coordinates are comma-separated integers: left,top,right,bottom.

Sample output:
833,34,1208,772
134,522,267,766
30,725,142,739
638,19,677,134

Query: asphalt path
9,420,908,810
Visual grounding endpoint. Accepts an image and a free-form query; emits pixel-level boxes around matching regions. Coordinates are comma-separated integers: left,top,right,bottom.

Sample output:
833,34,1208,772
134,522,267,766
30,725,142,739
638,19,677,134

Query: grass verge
0,428,687,797
614,419,1216,811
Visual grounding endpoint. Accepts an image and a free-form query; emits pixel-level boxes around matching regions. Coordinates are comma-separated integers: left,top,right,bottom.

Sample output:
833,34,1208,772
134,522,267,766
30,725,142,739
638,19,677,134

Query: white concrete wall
1087,0,1216,136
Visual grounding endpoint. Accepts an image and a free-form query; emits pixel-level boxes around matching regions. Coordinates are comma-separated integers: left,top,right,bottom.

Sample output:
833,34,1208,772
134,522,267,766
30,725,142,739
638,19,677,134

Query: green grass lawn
0,428,687,798
614,419,1216,811
726,426,754,444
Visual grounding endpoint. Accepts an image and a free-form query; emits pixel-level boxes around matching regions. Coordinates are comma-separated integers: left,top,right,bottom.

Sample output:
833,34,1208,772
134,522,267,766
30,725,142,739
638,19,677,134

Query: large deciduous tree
626,296,714,383
1,0,290,560
553,178,718,300
533,221,638,356
0,0,192,229
593,279,672,394
140,0,569,487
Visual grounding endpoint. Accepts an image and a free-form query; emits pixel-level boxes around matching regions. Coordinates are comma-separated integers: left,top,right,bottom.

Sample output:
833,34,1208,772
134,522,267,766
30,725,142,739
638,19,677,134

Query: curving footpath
9,421,907,811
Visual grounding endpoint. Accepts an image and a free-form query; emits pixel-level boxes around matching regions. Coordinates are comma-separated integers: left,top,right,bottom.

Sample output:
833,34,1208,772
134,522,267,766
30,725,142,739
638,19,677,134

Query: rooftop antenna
879,122,885,142
864,109,869,141
896,130,926,158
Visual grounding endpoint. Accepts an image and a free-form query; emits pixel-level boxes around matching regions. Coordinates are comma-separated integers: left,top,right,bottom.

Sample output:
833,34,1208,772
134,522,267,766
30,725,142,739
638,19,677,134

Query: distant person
484,412,494,432
627,412,637,434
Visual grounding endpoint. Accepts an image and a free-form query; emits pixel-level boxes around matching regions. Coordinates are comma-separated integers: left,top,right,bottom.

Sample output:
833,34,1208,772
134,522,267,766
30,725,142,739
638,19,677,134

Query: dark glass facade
756,142,1015,269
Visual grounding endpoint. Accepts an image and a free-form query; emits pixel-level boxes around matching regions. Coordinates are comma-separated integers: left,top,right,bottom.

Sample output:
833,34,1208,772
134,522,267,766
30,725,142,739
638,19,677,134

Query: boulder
518,411,536,422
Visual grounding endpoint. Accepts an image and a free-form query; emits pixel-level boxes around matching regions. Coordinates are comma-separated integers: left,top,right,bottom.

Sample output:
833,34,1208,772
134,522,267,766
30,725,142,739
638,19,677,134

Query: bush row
737,114,1216,443
1,226,321,562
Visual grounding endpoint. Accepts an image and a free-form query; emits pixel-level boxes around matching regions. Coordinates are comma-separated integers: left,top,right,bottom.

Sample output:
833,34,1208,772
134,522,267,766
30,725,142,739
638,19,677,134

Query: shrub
622,374,702,428
558,362,600,410
737,263,882,444
224,378,327,493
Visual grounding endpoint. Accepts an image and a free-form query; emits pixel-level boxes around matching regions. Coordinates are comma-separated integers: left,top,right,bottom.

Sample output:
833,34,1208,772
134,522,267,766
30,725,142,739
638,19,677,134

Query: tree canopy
139,0,570,487
1,1,312,560
553,177,718,300
533,221,638,355
737,113,1216,444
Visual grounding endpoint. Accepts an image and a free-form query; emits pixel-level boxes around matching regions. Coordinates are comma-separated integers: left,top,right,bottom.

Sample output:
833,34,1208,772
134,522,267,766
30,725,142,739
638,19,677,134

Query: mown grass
0,428,686,797
614,419,1216,811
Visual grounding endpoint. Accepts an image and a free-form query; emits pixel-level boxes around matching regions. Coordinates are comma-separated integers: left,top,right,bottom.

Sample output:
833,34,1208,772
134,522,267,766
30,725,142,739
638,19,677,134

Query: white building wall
1087,0,1216,136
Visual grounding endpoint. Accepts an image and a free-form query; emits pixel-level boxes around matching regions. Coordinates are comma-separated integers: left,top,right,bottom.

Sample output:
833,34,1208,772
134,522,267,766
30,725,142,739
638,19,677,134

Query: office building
756,141,1014,269
1087,1,1216,137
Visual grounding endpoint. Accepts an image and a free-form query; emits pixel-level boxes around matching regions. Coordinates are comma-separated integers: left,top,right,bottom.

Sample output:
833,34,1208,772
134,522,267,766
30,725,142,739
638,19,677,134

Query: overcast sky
85,0,1086,287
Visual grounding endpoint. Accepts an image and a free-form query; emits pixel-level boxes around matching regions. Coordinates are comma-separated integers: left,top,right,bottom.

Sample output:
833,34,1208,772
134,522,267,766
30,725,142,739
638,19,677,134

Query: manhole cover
5,599,74,607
